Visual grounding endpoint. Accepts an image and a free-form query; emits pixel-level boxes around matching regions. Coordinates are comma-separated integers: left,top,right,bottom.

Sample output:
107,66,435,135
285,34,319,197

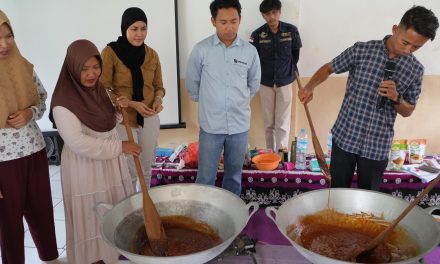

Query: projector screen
0,0,183,131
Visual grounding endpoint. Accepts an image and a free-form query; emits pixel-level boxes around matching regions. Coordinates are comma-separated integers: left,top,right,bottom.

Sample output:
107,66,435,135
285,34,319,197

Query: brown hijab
0,10,39,128
49,39,116,132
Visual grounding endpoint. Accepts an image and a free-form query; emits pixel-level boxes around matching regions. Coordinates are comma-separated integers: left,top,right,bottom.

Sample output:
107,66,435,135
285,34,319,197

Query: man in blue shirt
298,6,438,191
250,0,302,151
186,0,261,195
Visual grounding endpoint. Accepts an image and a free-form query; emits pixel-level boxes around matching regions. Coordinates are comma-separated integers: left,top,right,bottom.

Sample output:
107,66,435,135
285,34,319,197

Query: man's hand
297,63,333,105
7,108,33,129
298,86,314,104
378,80,399,102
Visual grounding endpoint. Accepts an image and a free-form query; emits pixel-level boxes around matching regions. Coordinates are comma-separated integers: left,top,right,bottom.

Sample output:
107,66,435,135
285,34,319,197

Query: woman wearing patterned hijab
50,39,140,264
101,7,165,190
0,10,58,264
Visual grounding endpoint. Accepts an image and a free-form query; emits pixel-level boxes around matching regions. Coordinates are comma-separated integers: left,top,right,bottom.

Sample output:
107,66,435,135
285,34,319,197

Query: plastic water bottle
327,132,333,159
290,137,297,164
295,128,308,170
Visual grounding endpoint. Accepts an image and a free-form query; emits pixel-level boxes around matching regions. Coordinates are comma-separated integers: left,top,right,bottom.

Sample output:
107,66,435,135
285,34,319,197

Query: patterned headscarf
0,10,39,128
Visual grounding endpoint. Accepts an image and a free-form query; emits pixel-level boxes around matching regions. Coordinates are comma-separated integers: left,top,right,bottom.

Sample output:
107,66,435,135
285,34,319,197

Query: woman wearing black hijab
101,7,165,190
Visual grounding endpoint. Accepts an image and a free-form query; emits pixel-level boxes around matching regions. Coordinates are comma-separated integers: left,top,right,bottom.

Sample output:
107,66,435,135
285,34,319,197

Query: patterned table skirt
151,167,440,207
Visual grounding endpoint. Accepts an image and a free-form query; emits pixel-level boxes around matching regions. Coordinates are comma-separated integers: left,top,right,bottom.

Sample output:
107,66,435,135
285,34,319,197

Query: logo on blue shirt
234,59,247,66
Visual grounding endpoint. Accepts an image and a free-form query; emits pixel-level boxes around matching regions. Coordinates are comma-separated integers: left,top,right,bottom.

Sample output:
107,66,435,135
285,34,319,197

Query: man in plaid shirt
298,6,439,190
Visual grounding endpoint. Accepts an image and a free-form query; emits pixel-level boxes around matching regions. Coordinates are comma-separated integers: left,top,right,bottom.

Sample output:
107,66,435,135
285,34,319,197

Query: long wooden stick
120,108,167,255
295,73,331,181
352,172,440,262
107,87,167,256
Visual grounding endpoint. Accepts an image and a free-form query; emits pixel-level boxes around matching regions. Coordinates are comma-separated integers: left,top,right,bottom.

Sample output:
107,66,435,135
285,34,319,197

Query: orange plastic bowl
252,153,281,171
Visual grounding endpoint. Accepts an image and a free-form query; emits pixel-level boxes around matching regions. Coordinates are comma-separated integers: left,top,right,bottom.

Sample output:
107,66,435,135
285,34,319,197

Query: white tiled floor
1,165,131,264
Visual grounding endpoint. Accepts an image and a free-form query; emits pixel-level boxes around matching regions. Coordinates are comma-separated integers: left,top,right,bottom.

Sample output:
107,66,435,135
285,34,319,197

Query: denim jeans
196,129,248,195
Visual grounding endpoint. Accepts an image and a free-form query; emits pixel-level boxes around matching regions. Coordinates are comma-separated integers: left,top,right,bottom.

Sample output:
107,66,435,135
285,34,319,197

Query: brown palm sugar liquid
287,208,419,263
131,215,222,256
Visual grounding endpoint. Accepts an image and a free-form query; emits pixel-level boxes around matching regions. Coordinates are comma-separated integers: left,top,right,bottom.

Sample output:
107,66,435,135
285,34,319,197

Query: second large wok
266,188,440,264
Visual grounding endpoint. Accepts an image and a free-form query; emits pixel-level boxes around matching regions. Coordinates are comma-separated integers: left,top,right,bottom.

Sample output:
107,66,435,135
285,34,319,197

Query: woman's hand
122,141,142,157
129,101,156,117
115,96,130,108
7,108,33,128
152,96,164,113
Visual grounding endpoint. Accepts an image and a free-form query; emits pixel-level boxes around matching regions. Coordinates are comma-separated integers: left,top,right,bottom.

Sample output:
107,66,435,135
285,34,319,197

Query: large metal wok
266,188,440,264
96,183,258,264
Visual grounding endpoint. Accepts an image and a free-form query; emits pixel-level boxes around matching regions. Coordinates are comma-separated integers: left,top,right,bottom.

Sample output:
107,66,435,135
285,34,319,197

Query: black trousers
330,141,388,191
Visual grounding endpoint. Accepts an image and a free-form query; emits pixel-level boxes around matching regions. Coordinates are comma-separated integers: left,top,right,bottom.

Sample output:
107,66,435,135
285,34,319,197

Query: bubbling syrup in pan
287,208,419,263
131,215,222,256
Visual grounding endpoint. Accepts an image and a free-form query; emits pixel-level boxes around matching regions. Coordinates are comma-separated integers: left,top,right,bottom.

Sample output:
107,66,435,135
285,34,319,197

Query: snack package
388,139,408,170
409,139,427,164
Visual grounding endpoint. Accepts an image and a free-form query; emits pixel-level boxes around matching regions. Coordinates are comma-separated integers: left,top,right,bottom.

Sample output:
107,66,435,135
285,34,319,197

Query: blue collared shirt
186,34,261,135
331,36,424,160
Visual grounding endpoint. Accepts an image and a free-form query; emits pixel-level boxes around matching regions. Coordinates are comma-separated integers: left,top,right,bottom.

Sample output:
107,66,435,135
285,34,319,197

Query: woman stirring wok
49,39,140,264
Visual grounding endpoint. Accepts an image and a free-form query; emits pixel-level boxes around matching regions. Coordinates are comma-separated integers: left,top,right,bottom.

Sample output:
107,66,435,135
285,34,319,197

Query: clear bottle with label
290,137,297,163
295,128,308,170
327,132,333,159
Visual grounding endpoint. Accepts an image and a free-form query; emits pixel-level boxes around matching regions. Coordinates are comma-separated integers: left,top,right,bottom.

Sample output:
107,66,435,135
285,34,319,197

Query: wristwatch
392,93,402,105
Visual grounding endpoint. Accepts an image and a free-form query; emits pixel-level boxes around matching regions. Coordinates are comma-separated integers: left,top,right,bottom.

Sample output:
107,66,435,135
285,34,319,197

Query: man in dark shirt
298,6,439,191
250,0,302,151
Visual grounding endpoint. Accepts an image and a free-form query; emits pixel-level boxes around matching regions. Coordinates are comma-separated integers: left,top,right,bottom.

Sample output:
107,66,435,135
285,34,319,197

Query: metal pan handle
265,206,278,223
94,203,114,221
246,202,259,218
424,206,440,234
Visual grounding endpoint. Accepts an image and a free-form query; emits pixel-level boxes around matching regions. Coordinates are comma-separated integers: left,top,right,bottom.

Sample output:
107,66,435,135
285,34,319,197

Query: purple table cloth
152,167,440,207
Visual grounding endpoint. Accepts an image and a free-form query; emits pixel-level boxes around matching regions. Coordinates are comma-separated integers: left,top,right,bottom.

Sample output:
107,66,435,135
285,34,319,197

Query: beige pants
116,114,160,190
260,83,293,151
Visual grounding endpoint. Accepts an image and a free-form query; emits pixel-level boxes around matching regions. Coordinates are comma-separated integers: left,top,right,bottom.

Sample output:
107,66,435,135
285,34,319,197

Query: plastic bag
183,142,199,168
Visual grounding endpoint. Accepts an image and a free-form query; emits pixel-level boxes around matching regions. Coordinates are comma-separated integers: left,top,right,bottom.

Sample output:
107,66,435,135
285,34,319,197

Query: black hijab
108,7,148,127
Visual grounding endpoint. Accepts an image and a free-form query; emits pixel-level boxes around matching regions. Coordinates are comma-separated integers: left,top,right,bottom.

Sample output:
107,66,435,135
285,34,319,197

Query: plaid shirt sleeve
402,66,423,105
331,42,359,74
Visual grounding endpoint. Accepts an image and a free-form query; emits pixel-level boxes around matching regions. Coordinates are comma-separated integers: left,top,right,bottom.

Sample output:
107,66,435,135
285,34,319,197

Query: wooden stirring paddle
295,73,331,181
106,87,168,256
351,172,440,263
